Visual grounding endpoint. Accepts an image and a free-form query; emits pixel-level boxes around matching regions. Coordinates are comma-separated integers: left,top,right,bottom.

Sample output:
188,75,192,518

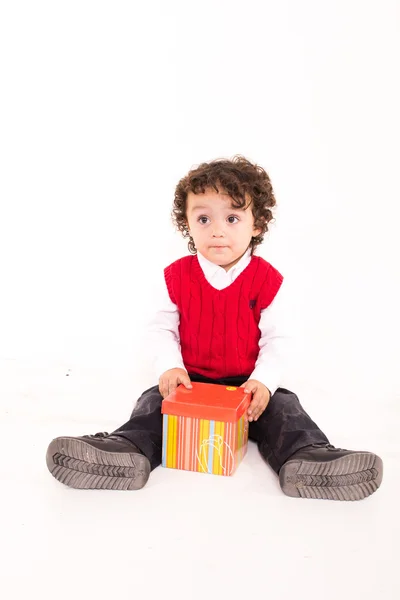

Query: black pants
113,374,330,474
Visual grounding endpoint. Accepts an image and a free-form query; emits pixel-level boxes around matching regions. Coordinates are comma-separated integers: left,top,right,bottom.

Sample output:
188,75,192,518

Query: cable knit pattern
164,255,283,379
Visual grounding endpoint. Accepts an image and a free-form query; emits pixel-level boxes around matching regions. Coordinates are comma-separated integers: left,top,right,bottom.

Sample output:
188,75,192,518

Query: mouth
210,245,228,249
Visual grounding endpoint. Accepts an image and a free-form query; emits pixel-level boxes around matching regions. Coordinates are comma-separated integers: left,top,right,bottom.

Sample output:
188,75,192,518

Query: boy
46,155,383,500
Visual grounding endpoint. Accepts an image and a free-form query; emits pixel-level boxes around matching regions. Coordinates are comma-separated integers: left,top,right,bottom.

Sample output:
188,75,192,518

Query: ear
252,225,262,237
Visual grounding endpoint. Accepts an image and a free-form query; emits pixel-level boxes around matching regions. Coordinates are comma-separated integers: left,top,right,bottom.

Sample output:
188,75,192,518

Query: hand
240,379,271,422
159,368,192,399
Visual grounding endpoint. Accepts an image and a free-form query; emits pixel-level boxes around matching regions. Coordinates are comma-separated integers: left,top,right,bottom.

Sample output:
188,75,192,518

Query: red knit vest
164,255,283,379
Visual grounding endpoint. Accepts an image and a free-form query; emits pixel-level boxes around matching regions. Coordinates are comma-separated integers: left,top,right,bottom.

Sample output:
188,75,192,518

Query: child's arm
147,272,189,387
250,278,293,395
242,279,294,420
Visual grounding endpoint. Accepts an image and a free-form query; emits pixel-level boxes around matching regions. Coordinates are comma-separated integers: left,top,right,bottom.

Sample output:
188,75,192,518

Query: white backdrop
1,0,399,448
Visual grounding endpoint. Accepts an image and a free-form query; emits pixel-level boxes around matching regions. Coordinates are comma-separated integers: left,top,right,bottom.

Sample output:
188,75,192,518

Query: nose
211,223,226,237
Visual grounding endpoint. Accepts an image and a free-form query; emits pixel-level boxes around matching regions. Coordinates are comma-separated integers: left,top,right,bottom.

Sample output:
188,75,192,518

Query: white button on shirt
147,248,292,396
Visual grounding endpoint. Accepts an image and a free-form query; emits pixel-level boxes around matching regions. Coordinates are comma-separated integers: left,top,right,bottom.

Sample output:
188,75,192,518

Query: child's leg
249,388,383,500
248,387,329,474
111,384,164,470
46,384,163,490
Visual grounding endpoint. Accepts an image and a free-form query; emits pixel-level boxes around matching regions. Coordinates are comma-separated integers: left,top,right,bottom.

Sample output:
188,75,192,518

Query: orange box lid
161,382,251,422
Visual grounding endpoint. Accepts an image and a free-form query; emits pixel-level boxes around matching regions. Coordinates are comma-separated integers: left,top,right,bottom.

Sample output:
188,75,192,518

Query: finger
253,387,265,407
241,380,258,394
247,388,261,414
160,378,175,398
168,380,178,396
247,394,257,421
252,394,269,421
248,397,260,412
247,399,259,421
252,405,264,421
178,375,192,389
248,388,265,420
159,379,167,398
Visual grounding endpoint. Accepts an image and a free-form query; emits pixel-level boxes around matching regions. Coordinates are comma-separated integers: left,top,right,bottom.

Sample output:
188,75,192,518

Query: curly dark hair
172,154,276,254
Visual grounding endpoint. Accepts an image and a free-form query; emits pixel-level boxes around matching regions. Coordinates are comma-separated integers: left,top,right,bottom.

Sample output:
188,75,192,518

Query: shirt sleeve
249,278,294,396
147,271,187,380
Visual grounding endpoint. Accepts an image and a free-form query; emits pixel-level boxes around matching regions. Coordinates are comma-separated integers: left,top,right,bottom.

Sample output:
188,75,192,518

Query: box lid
161,382,251,422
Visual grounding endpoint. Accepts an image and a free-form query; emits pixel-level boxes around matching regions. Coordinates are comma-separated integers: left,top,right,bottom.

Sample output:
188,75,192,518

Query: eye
227,215,239,224
198,216,210,225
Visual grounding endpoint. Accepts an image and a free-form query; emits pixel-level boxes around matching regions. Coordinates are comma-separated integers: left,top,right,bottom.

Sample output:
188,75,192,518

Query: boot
46,432,151,490
279,443,383,501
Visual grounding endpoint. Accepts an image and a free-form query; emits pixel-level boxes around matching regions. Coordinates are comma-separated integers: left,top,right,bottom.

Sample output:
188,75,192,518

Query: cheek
190,224,202,237
193,222,209,234
189,227,206,244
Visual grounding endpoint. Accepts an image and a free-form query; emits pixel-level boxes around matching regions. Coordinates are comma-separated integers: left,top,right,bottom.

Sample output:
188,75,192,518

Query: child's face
186,188,262,271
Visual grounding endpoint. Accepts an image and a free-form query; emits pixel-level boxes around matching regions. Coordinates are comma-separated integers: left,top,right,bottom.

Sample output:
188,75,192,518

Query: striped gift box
161,382,250,476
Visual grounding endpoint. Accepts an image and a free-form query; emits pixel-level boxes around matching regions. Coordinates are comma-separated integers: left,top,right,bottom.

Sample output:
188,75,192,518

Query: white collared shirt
147,248,292,395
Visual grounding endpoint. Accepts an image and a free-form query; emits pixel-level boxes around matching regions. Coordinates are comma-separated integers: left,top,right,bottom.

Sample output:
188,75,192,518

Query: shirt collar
197,247,252,279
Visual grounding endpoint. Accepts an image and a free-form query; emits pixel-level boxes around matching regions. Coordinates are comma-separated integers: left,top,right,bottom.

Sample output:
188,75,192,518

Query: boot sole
279,452,383,501
46,437,151,490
